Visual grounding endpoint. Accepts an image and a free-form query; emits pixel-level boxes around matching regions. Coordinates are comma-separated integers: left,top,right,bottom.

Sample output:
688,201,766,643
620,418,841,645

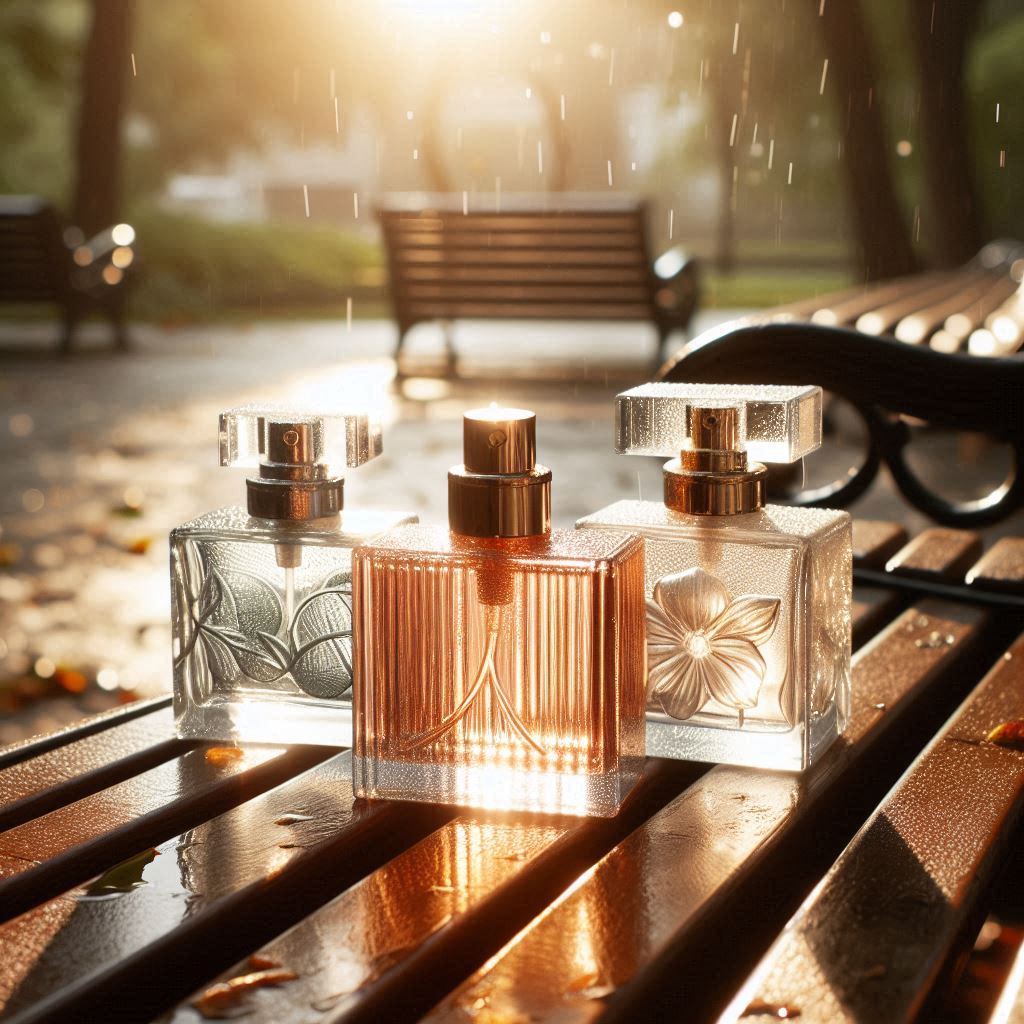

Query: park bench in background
0,196,135,353
378,195,699,372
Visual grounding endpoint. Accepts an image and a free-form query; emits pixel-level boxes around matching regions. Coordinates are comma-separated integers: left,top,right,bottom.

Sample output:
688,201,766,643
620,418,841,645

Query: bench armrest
652,245,700,328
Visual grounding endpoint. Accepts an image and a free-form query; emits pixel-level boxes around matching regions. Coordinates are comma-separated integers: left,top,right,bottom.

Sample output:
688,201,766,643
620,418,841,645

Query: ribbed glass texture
577,500,851,771
352,526,646,816
171,506,415,744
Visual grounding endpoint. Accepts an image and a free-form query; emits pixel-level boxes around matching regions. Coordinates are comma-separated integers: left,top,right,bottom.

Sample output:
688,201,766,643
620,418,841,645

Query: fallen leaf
205,746,245,766
986,720,1024,751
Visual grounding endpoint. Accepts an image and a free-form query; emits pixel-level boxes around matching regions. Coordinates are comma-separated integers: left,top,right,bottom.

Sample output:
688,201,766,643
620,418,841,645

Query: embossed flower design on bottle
646,567,780,727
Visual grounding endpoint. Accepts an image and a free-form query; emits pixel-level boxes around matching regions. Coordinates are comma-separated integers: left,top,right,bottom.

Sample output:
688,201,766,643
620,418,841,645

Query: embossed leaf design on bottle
646,567,780,726
175,543,353,699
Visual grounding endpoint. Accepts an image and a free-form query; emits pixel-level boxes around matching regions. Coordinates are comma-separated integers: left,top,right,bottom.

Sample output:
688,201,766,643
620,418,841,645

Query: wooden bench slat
720,633,1024,1023
0,706,184,832
161,757,702,1024
390,230,645,250
990,939,1024,1024
856,269,994,336
894,274,1010,344
851,520,910,568
885,527,985,583
404,284,652,303
805,271,953,328
967,538,1024,594
395,248,647,268
387,214,643,232
420,601,986,1024
0,752,453,1024
0,744,329,924
404,302,653,320
0,696,171,772
402,265,650,285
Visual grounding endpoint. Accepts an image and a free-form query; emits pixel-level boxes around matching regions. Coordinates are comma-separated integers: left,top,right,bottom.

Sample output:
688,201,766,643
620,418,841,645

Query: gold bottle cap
449,406,551,538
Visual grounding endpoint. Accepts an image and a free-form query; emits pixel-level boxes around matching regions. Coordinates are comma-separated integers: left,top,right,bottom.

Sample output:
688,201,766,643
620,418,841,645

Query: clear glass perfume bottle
352,406,646,816
171,406,416,745
577,384,852,771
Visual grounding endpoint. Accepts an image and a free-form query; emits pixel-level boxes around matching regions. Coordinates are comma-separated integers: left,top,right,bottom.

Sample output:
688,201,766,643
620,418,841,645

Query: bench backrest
378,201,659,329
0,196,72,304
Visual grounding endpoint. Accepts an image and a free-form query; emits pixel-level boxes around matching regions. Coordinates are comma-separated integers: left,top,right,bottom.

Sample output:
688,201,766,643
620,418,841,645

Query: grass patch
702,268,853,309
128,208,384,323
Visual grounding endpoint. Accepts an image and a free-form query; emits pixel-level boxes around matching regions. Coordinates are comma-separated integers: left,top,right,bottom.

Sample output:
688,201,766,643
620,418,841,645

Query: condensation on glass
172,406,415,745
578,383,851,772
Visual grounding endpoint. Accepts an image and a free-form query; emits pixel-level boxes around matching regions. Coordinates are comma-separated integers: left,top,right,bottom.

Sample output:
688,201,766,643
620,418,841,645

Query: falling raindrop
303,185,310,218
668,208,674,239
607,160,613,187
353,193,359,219
130,52,136,76
787,162,793,185
346,298,353,333
819,59,829,95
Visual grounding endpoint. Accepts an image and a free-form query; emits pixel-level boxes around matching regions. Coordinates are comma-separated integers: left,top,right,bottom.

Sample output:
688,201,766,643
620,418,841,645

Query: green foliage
0,3,83,199
128,209,383,321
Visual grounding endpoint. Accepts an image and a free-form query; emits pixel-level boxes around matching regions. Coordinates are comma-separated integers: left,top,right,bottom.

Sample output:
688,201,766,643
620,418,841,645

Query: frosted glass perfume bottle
577,384,852,771
352,407,646,816
171,406,416,744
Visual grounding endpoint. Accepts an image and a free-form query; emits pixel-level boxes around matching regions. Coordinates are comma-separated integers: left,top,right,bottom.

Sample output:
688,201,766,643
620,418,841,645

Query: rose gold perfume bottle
352,407,646,817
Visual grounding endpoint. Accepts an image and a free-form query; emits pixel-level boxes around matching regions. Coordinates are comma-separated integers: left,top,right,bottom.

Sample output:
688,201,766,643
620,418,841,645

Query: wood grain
851,520,909,568
0,706,184,832
419,601,986,1024
886,528,984,582
721,633,1024,1023
0,743,329,924
0,752,452,1024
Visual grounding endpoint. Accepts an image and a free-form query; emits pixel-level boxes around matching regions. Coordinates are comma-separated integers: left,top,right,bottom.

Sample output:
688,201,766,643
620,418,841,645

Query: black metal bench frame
0,196,134,353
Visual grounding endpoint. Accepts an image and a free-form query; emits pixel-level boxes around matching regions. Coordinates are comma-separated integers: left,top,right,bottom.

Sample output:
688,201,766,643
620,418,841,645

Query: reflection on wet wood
164,758,703,1024
721,634,1024,1023
886,528,984,583
0,696,171,772
0,751,452,1023
0,706,184,832
0,743,329,925
967,538,1024,594
420,602,985,1024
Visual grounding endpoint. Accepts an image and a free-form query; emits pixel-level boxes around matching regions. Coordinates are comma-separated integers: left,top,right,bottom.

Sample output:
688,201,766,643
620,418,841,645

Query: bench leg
60,306,78,355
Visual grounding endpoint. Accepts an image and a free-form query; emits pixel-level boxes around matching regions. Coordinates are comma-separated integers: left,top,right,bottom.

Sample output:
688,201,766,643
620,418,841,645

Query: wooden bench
751,239,1024,356
1,522,1023,1023
378,196,699,371
0,196,135,353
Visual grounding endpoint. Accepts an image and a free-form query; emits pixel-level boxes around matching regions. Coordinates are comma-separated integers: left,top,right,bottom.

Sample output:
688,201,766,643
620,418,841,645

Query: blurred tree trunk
708,69,738,274
72,0,135,234
908,0,984,266
812,0,917,280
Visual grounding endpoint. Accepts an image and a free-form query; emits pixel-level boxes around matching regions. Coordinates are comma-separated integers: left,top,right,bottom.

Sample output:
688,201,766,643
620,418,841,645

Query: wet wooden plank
720,634,1024,1024
0,706,184,832
886,527,984,584
0,752,454,1024
0,743,329,924
967,538,1024,594
162,758,701,1024
991,939,1024,1024
421,601,987,1024
852,520,909,569
0,696,171,772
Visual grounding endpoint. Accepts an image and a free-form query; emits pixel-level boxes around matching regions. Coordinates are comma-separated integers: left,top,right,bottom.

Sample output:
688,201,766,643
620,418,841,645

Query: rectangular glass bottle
352,404,646,817
173,506,415,745
352,525,646,816
171,406,415,746
577,500,851,771
577,383,852,772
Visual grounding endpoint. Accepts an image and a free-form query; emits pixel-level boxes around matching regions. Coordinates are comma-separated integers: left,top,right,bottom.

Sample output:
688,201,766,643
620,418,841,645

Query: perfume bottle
352,407,646,816
171,406,416,744
577,384,852,771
